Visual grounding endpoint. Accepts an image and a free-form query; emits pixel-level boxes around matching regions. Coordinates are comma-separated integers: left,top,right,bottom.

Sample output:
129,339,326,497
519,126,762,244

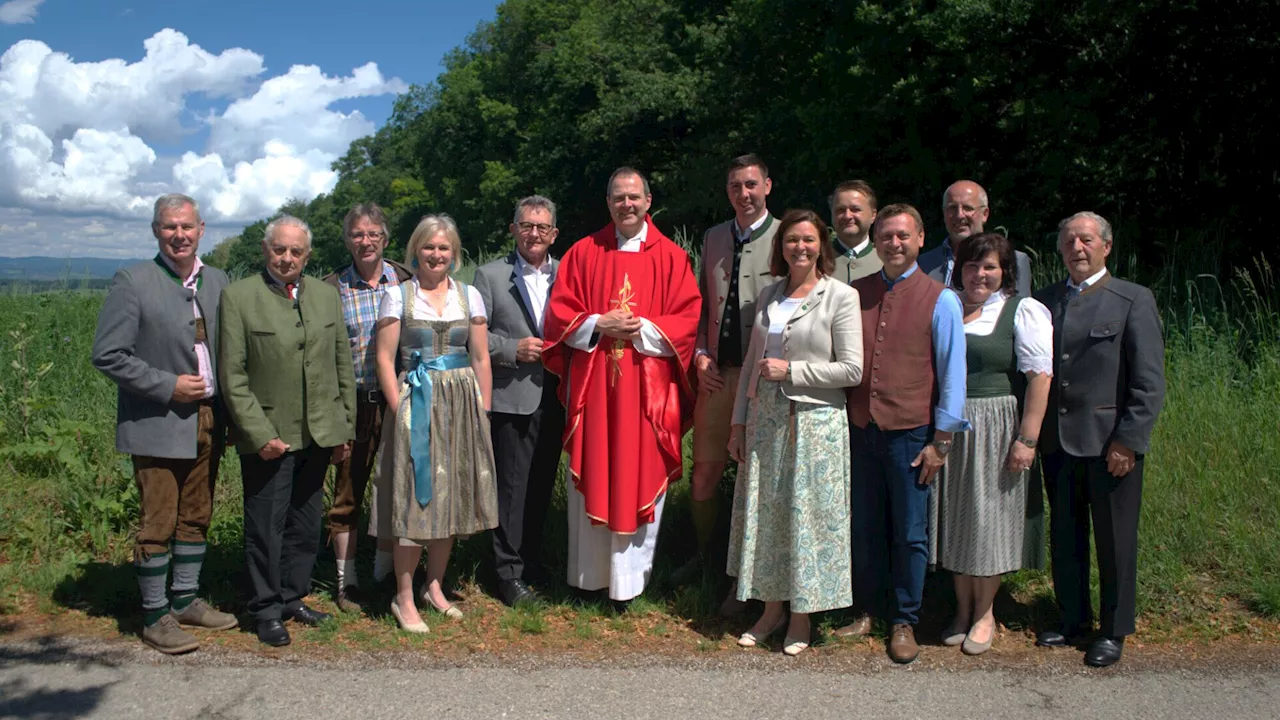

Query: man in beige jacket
678,154,779,612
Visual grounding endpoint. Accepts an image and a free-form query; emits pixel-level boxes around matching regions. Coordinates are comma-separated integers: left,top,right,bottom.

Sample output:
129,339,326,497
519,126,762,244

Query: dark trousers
242,444,329,622
1043,450,1144,637
850,423,931,626
490,388,565,583
327,397,385,535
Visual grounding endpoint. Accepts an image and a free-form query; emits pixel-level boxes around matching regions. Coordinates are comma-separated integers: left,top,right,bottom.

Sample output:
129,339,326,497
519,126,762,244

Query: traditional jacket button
1059,407,1068,414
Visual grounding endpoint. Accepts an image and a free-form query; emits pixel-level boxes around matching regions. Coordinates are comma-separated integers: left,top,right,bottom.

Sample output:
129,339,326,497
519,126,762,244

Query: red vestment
543,217,701,533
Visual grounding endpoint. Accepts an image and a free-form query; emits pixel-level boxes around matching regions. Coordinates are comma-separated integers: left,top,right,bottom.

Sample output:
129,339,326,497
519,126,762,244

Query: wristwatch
1016,434,1038,448
931,439,953,455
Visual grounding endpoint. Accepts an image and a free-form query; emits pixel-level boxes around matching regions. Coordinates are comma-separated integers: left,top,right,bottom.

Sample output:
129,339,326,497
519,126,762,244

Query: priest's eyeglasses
517,222,555,235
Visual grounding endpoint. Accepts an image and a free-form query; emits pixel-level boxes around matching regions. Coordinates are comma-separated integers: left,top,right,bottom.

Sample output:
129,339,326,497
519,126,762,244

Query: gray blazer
1034,272,1166,457
919,238,1033,298
731,277,864,425
92,258,230,459
473,252,559,415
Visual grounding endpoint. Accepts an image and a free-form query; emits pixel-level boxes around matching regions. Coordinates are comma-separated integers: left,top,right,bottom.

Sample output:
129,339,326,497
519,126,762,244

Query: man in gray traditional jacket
92,194,237,654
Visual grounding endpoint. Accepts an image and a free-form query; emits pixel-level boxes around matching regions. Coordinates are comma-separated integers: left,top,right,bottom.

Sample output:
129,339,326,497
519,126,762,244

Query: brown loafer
833,613,873,638
335,585,364,614
170,598,238,631
888,623,920,664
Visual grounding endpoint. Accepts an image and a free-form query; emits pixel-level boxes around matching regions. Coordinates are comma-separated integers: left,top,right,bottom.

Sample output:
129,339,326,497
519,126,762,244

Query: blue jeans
849,423,931,626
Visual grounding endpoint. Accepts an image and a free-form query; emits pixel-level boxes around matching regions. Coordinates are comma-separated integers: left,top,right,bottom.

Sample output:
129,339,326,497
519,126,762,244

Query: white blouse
378,278,487,322
764,296,804,359
964,292,1054,376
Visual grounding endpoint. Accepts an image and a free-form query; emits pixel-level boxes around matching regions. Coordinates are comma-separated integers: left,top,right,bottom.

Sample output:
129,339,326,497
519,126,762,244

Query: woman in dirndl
371,214,498,633
935,231,1052,655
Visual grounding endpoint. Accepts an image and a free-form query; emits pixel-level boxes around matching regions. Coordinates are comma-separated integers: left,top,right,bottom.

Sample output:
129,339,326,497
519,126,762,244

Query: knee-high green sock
170,540,206,611
137,550,170,626
690,498,719,556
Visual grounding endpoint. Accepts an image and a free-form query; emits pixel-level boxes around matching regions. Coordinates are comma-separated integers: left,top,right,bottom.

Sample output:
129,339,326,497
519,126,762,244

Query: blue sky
0,0,501,256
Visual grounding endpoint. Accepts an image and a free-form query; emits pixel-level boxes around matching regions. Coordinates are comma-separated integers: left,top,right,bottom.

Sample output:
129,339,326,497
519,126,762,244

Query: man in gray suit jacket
919,180,1033,297
92,194,237,654
1033,211,1165,668
473,195,565,608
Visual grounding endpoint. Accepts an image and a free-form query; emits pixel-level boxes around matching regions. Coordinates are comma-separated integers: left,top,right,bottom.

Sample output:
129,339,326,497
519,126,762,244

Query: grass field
1,260,1278,655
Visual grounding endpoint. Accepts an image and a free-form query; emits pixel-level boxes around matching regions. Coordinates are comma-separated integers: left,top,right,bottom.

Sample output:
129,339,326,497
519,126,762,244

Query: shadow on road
0,635,126,719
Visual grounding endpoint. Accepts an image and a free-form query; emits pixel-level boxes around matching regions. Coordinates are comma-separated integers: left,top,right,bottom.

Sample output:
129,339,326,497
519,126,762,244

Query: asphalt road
3,639,1279,720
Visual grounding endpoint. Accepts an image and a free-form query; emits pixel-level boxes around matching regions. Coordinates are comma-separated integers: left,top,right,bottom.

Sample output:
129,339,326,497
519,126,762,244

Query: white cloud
0,0,45,25
0,28,406,240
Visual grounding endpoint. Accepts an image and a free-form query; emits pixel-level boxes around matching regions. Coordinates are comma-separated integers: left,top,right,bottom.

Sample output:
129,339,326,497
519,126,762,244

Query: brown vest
848,269,944,430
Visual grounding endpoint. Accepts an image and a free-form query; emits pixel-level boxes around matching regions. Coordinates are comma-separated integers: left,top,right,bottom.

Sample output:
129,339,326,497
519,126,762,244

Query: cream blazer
731,276,863,425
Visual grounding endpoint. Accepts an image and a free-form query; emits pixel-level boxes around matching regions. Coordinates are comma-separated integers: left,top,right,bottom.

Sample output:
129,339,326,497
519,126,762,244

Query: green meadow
1,256,1277,651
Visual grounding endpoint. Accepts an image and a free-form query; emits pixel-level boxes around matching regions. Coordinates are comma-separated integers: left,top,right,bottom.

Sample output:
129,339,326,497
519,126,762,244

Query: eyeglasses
944,204,986,215
349,231,385,241
517,222,555,235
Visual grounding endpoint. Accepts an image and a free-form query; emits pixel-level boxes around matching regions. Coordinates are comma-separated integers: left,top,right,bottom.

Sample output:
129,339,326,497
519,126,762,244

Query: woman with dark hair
726,209,863,656
935,232,1053,655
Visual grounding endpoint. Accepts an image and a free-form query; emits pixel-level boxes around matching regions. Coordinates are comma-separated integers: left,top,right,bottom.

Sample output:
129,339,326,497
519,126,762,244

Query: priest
543,167,701,602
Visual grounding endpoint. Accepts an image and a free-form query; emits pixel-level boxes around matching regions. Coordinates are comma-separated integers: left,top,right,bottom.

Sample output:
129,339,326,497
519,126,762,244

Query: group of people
91,154,1165,670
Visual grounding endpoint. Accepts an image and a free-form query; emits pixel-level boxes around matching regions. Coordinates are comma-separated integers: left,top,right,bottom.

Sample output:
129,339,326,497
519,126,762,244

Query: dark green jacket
218,271,356,455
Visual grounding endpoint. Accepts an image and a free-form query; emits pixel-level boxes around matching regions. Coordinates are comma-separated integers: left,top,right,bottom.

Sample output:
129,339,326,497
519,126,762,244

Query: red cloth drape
543,217,701,533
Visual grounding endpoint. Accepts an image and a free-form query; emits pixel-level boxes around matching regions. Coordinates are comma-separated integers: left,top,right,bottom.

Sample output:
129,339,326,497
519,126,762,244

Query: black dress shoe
1085,636,1124,667
283,603,332,627
499,579,540,608
256,619,291,646
1036,624,1089,648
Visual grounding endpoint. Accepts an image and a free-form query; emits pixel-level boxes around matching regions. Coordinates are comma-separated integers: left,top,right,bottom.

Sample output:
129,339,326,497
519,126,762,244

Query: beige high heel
390,599,428,634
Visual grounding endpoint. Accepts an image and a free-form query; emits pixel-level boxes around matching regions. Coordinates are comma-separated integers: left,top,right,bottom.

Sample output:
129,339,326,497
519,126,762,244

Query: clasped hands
596,308,643,341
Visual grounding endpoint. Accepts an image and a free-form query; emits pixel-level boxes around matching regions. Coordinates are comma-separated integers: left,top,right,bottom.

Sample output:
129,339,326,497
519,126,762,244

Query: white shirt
514,251,553,333
964,291,1054,376
1067,267,1108,294
764,296,804,359
565,223,673,357
734,212,769,242
836,236,871,257
378,278,487,322
160,254,214,399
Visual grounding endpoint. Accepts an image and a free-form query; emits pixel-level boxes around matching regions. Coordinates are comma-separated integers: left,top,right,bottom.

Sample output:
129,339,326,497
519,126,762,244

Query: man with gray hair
919,180,1032,297
473,195,565,607
321,203,412,612
92,193,237,654
1033,211,1165,668
220,214,356,646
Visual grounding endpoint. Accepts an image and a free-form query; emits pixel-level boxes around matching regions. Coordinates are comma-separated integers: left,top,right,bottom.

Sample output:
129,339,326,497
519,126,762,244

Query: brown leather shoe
335,585,364,614
833,613,873,638
888,623,920,664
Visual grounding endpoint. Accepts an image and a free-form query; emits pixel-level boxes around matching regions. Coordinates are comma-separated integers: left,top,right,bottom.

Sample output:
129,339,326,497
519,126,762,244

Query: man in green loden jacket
219,215,356,646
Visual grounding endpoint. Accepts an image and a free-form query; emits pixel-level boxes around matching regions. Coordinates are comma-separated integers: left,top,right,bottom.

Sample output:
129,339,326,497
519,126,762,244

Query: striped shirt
336,261,400,390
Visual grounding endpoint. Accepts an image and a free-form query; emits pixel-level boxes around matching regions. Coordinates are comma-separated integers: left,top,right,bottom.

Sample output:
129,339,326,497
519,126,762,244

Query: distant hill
0,256,150,281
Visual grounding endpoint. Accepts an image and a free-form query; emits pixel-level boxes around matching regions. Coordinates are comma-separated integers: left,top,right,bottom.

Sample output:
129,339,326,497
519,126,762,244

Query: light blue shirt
881,263,971,433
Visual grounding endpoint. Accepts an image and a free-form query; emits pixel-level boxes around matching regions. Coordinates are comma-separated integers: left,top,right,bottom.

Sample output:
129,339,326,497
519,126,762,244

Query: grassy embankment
0,255,1277,652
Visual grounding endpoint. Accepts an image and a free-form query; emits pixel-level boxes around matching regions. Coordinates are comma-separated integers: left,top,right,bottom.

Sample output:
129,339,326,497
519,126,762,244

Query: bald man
918,180,1032,297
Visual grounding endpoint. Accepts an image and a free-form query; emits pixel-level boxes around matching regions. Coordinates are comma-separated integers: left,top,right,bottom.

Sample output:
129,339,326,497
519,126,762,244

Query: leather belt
357,389,385,405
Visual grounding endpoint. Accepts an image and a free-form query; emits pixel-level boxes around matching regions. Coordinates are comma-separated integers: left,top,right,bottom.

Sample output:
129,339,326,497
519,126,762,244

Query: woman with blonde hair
369,214,498,632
